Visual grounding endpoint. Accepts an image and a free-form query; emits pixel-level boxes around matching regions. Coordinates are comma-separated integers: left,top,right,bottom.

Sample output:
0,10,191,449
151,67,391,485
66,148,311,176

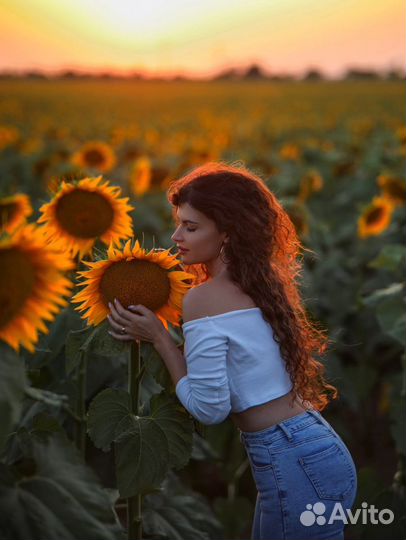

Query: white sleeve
175,319,231,425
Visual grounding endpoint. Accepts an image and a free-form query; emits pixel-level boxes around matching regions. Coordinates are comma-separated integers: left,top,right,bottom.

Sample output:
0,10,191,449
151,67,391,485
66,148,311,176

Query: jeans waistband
239,408,334,444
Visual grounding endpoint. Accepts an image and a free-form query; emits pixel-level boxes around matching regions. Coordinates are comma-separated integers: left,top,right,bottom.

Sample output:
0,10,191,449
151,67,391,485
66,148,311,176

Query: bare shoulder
182,278,257,324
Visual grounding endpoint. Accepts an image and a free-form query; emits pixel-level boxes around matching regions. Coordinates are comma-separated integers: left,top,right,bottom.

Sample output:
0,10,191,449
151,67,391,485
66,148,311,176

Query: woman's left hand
107,298,165,343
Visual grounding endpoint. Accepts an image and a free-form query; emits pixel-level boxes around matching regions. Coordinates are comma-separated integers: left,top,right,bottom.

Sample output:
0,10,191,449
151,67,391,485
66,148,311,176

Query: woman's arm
153,329,187,386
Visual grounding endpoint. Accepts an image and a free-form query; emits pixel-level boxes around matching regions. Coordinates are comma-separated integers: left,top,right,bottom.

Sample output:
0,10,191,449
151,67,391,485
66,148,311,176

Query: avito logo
300,501,395,526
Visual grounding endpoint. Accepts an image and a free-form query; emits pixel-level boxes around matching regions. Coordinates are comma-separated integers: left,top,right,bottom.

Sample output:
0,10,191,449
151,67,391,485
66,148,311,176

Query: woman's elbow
195,403,232,425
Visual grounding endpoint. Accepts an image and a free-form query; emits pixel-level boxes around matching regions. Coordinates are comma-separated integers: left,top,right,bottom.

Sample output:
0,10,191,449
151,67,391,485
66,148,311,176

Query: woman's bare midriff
230,390,309,433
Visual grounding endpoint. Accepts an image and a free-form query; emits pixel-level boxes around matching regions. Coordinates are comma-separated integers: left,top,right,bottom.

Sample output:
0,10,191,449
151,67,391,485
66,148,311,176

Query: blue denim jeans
239,408,358,540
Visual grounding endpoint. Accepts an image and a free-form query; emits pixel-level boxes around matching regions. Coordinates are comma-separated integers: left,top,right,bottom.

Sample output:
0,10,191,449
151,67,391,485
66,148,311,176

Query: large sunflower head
72,239,196,330
0,224,74,352
358,196,394,239
0,194,33,234
37,176,134,258
72,141,117,173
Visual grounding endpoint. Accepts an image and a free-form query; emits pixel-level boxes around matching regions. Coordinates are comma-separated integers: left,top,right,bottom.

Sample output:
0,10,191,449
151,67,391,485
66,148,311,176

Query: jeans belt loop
278,421,293,441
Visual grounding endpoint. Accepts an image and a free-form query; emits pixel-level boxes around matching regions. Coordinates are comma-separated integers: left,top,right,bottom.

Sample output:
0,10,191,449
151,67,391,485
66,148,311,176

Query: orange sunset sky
0,0,404,78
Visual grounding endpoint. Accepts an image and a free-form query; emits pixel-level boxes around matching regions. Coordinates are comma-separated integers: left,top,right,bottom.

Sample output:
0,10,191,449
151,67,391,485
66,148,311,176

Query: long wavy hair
167,161,338,411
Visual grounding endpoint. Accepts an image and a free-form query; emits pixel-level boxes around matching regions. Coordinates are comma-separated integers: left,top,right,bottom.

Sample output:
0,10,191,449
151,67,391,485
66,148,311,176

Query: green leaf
376,304,406,345
0,345,27,453
362,282,404,306
0,434,123,540
150,392,194,469
87,388,132,452
30,306,83,366
89,321,129,358
388,369,406,454
143,342,172,389
191,432,221,461
115,417,170,497
368,244,406,272
65,326,95,375
32,412,63,434
143,472,223,540
362,282,406,345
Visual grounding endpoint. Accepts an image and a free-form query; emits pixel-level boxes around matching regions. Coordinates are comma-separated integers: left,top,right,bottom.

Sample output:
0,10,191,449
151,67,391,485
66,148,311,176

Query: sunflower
38,176,134,258
0,224,74,352
396,126,406,146
72,141,117,173
357,196,394,239
0,125,19,151
279,143,301,161
377,173,406,207
297,170,324,202
0,194,33,234
129,156,152,197
72,239,196,330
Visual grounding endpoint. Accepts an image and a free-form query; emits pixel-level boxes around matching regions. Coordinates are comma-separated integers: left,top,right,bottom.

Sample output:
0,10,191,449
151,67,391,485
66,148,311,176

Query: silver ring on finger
121,326,127,334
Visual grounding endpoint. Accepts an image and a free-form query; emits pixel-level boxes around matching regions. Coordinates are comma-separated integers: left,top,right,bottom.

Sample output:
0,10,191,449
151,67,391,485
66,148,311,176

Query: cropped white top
175,307,293,425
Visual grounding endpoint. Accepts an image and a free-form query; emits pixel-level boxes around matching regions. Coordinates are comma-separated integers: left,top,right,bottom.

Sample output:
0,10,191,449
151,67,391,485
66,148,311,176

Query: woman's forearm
153,329,187,386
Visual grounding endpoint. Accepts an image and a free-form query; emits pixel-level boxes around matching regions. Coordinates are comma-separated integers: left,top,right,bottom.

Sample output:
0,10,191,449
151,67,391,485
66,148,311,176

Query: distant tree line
0,63,404,81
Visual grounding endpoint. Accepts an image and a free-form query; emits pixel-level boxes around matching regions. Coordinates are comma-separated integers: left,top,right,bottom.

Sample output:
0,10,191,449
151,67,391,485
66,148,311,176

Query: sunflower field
0,79,405,540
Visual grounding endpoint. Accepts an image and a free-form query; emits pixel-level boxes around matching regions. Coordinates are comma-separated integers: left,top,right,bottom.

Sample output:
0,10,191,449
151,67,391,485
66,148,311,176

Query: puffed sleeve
175,318,231,425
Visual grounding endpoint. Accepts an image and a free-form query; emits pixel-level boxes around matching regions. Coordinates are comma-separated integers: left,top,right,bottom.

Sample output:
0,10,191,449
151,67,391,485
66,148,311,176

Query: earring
219,242,229,264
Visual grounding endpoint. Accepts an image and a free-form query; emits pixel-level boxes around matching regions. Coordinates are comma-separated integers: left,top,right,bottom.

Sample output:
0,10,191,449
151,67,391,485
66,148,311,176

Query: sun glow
81,0,177,40
0,0,404,76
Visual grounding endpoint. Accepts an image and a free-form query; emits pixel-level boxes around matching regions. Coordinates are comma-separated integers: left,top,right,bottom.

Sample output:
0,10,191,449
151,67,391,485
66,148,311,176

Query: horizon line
0,61,404,82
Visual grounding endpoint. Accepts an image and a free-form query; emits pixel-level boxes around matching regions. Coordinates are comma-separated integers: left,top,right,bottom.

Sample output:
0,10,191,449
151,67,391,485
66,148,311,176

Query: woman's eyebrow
176,218,199,224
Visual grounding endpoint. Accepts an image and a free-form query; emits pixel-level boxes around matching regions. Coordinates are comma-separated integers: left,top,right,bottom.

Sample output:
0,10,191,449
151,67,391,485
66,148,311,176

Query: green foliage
87,389,193,496
142,472,223,540
0,345,27,453
0,433,123,540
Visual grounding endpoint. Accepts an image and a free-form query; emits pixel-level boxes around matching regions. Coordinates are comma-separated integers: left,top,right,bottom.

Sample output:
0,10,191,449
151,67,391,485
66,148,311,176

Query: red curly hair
167,161,338,411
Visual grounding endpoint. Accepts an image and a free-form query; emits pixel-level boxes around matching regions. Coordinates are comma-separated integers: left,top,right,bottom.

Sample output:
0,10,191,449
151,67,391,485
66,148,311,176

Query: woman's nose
171,226,182,242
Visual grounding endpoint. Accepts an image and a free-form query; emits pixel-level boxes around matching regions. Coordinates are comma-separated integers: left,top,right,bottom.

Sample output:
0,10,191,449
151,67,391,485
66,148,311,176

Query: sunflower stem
73,351,87,457
128,340,143,540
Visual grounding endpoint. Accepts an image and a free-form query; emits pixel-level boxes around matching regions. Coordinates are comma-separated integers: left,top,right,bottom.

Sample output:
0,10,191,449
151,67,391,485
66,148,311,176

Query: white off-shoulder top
175,307,293,425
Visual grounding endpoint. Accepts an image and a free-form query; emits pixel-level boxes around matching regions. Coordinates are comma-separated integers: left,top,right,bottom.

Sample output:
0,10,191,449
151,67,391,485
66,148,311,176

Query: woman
108,162,358,540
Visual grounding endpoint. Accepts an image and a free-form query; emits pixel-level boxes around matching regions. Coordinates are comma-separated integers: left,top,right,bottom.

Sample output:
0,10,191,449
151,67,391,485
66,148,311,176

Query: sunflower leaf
65,326,94,375
149,391,194,470
86,388,132,452
143,341,172,389
367,244,406,272
115,417,170,497
0,344,27,453
361,282,406,345
89,321,130,358
0,433,123,540
143,471,223,540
